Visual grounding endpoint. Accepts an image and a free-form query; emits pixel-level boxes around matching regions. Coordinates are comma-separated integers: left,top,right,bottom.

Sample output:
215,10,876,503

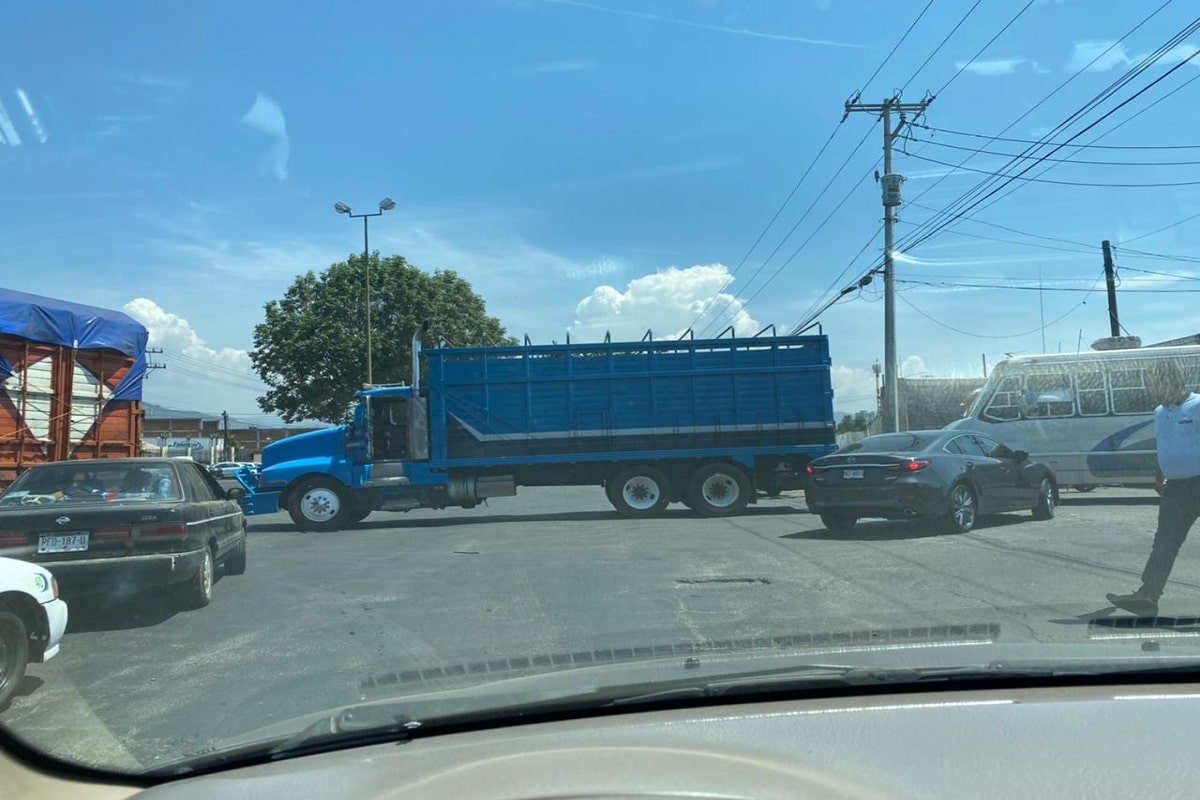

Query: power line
899,16,1200,254
950,60,1200,220
900,0,983,92
898,278,1200,292
903,201,1095,249
904,133,1200,166
690,0,945,333
903,151,1200,187
696,120,880,335
916,124,1200,150
930,0,1037,97
794,3,1176,336
687,126,843,330
1118,264,1200,281
895,269,1107,339
913,225,1098,255
1117,208,1200,244
860,0,937,96
893,1,1177,229
1113,246,1200,264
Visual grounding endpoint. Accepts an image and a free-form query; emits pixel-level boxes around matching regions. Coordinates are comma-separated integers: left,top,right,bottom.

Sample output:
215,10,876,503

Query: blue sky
2,0,1199,419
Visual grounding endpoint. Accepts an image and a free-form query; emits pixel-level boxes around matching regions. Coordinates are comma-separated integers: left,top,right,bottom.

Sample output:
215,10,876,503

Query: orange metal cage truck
0,288,147,488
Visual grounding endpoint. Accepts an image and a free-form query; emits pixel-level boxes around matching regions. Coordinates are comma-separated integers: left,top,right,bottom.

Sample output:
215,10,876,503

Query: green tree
251,253,512,423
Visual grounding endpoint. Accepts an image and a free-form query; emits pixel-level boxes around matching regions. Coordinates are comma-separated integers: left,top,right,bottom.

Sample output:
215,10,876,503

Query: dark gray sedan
804,430,1058,534
0,458,247,609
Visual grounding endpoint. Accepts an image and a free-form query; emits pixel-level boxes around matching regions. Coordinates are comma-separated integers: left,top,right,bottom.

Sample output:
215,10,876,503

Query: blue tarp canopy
0,288,148,401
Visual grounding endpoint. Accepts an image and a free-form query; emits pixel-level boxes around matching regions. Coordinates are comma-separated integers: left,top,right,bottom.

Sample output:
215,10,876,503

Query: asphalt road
2,484,1193,771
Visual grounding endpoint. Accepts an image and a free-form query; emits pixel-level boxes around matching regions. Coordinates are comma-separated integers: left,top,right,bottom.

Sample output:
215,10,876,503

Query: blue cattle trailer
243,326,837,530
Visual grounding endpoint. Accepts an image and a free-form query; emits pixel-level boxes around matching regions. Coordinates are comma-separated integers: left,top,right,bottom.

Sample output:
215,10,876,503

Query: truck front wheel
607,466,671,518
288,478,351,531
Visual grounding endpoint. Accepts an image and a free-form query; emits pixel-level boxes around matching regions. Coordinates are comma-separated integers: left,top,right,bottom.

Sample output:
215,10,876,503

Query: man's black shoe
1106,592,1159,617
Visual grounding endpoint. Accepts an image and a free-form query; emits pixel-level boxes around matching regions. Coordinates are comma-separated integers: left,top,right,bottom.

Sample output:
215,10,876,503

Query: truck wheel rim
1042,482,1055,514
302,488,341,521
701,473,739,508
622,477,661,511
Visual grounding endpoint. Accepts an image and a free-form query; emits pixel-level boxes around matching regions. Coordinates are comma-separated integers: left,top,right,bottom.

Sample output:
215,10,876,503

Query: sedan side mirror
225,486,247,500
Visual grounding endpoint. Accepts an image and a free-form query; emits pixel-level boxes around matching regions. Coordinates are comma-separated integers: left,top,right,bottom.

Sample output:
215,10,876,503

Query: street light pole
334,197,396,386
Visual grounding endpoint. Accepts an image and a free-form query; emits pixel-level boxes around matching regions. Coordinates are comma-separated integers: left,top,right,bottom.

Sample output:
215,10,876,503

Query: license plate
38,532,90,554
842,469,864,479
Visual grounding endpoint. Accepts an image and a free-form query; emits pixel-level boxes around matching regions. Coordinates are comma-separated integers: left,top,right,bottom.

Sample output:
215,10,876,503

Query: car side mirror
225,486,247,500
1013,450,1029,463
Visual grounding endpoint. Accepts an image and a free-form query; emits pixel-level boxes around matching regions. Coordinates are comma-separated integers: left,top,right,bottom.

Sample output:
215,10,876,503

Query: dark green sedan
0,458,247,609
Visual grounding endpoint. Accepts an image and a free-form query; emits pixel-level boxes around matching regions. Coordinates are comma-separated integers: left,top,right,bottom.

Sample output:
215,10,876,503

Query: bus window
983,376,1022,421
1110,368,1152,414
1023,373,1074,418
1076,371,1108,416
1183,362,1200,393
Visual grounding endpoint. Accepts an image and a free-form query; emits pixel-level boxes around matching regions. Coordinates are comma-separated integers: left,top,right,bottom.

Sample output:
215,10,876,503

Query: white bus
946,345,1200,489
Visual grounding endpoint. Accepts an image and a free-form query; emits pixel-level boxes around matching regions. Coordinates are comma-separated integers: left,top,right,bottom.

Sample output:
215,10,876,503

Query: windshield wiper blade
266,704,420,758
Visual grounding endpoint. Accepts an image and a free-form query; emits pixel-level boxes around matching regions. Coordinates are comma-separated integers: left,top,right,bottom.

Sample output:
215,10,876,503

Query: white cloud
0,100,21,146
954,57,1026,76
123,298,268,417
540,0,868,48
570,264,760,342
829,364,878,412
240,92,290,180
506,59,597,77
15,89,47,143
1067,40,1200,73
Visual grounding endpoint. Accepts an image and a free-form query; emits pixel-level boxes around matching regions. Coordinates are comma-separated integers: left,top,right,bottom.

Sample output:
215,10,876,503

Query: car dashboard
6,681,1199,799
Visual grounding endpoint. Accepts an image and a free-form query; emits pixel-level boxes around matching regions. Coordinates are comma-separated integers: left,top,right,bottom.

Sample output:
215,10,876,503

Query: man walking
1107,359,1200,616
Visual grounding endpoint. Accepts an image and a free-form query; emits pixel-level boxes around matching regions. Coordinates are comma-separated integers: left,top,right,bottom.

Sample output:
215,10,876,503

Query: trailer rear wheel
688,463,751,517
607,467,671,518
288,478,350,531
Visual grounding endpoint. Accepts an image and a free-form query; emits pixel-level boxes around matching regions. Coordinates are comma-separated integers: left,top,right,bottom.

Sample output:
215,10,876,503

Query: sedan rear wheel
224,533,247,576
944,483,978,533
820,513,857,533
182,547,215,610
1032,478,1056,520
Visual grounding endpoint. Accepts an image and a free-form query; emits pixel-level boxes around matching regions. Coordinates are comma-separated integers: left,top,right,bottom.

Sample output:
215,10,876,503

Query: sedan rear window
838,433,938,454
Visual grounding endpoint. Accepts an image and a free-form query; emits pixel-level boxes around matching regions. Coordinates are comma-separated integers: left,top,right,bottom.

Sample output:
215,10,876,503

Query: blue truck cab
241,326,839,530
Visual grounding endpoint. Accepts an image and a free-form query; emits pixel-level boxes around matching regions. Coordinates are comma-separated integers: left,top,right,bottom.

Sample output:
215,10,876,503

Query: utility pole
845,94,933,432
222,410,230,461
1102,240,1120,337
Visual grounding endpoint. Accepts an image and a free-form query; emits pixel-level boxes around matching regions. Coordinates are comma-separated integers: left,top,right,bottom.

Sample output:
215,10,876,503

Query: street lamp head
334,201,352,215
379,197,396,212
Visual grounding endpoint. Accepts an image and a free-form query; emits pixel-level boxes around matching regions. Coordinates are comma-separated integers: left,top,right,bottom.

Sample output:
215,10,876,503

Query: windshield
3,0,1200,781
0,464,182,505
838,433,939,454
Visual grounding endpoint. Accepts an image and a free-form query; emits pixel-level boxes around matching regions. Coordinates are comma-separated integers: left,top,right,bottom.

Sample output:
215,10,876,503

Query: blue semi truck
240,326,838,530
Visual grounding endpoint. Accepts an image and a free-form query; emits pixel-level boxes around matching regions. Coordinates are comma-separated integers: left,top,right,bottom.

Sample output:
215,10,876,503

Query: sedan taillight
886,459,932,472
137,523,188,541
0,531,26,548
